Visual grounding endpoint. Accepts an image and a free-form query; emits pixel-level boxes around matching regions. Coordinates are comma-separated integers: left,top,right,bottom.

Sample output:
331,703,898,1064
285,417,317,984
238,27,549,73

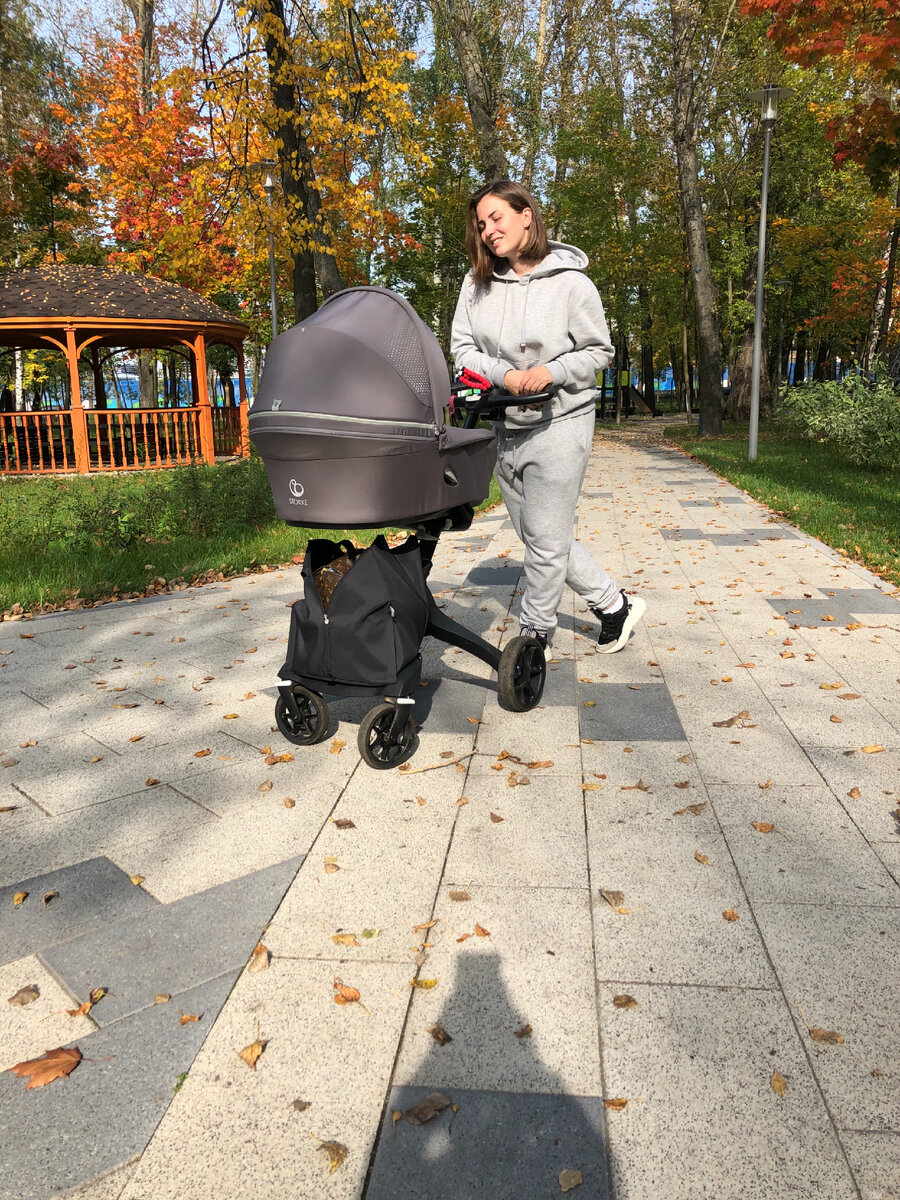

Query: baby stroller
249,286,549,768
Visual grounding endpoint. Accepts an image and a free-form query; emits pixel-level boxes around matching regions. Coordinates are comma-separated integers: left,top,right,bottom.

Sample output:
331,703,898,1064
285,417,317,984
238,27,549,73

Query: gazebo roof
0,264,250,351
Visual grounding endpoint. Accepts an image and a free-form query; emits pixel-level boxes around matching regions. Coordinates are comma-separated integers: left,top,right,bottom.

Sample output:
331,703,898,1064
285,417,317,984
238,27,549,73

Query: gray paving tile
660,527,707,540
598,982,857,1200
753,903,900,1131
42,858,301,1024
0,972,234,1200
0,858,158,963
578,682,685,742
465,565,522,586
840,1131,900,1200
826,588,900,616
766,597,857,626
367,1087,609,1200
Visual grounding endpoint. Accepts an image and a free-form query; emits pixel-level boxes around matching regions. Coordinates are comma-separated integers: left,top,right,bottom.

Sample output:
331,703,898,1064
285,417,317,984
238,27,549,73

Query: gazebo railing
86,408,204,470
211,405,244,456
0,411,78,474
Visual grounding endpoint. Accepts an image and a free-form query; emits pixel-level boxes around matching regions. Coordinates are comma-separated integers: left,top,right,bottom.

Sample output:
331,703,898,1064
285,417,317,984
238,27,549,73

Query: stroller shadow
366,952,612,1199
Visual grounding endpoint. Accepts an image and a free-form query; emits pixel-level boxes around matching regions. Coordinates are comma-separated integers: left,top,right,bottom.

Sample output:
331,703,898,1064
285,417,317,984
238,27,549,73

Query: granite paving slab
0,858,158,962
578,681,686,742
41,858,302,1024
367,1087,610,1200
840,1131,900,1200
0,955,95,1073
465,565,522,586
0,972,234,1200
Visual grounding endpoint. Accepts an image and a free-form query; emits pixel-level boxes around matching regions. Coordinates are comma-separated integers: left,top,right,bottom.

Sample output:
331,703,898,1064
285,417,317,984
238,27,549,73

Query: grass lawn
0,462,504,618
665,422,900,587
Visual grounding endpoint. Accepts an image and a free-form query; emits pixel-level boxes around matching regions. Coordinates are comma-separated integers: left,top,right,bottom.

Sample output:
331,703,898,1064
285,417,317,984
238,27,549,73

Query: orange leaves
11,1046,82,1089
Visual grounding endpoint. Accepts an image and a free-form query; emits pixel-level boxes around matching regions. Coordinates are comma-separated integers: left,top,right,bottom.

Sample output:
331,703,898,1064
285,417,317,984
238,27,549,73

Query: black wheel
497,635,546,712
357,702,417,770
274,684,329,746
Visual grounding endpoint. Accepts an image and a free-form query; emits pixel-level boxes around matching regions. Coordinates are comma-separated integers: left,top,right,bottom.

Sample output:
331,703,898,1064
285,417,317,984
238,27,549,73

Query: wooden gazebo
0,264,252,474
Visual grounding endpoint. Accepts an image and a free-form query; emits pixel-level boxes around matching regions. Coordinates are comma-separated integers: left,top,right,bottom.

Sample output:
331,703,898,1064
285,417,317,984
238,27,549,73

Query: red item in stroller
248,286,549,768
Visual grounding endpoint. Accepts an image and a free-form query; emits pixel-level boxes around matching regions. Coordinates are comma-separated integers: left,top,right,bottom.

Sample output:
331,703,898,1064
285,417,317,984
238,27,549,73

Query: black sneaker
592,592,646,653
520,623,548,650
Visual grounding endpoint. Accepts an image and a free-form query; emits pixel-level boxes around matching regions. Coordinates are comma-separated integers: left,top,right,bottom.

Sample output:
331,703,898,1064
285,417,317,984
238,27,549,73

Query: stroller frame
273,387,550,768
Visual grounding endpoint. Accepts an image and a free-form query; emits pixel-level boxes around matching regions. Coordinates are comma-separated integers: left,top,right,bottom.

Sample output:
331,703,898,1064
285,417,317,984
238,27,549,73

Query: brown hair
465,179,550,285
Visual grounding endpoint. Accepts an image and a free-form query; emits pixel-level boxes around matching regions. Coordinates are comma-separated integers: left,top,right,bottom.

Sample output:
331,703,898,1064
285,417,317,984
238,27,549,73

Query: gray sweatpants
495,409,620,635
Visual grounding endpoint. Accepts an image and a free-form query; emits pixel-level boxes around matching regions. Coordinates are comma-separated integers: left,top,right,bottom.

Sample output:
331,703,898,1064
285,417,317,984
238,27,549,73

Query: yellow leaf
559,1168,583,1192
330,738,346,754
770,1069,787,1096
129,875,145,886
722,909,740,921
13,891,28,907
604,1098,628,1111
752,822,775,833
223,713,240,720
694,851,709,865
247,943,270,972
758,778,772,789
474,923,491,937
238,1036,267,1070
861,744,885,754
332,932,361,947
613,994,637,1008
310,1135,348,1175
847,787,861,799
411,977,439,989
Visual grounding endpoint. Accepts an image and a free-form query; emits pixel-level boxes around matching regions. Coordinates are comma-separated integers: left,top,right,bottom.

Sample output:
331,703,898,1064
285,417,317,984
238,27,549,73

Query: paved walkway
2,433,899,1200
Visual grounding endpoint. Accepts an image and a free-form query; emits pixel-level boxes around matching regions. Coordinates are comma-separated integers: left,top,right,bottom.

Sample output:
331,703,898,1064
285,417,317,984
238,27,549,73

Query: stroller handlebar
459,387,555,429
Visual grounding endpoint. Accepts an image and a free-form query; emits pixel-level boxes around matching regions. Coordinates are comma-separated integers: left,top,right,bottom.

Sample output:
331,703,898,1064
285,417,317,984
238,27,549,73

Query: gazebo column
236,342,250,457
65,327,91,473
192,333,216,465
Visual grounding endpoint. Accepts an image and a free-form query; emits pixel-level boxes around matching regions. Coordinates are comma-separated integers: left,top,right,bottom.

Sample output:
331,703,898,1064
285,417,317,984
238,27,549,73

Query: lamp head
748,85,794,124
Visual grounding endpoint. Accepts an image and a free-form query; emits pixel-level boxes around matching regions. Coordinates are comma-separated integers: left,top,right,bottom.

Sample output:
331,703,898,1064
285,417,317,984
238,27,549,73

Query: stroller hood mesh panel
249,286,495,528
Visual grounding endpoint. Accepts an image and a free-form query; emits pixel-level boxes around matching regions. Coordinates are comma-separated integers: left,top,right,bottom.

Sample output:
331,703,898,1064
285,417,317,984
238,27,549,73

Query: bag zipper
266,410,437,434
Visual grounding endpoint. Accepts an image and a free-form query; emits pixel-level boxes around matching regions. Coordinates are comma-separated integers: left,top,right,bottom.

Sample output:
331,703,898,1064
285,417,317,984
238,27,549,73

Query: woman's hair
465,179,550,284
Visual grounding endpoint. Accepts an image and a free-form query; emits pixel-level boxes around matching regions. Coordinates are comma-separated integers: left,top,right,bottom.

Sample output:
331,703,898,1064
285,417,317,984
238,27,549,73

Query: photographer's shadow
366,951,611,1199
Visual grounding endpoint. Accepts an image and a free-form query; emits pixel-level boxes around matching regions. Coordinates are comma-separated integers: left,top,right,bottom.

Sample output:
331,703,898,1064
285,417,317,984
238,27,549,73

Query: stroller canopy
249,287,495,528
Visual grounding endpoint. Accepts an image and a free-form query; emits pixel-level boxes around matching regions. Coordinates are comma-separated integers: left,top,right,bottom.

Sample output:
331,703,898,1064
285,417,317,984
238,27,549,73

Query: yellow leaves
330,738,346,755
410,978,439,990
332,932,361,947
13,892,27,908
819,682,843,691
333,977,369,1014
861,744,885,754
770,1069,787,1097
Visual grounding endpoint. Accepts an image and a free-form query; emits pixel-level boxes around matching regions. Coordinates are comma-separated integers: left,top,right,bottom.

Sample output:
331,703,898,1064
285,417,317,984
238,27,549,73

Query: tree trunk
792,327,807,385
14,347,25,412
813,340,830,381
251,0,345,321
670,0,724,433
91,346,107,410
522,0,550,190
124,0,155,110
137,351,155,407
875,170,900,361
443,0,509,180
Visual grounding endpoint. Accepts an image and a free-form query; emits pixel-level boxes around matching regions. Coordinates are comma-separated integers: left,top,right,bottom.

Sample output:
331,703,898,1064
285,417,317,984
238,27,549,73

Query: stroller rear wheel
275,684,329,745
358,702,417,770
497,635,546,712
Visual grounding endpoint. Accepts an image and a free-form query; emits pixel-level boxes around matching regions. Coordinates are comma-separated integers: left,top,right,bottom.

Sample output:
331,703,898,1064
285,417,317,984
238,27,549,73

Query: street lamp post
261,162,279,337
747,85,793,462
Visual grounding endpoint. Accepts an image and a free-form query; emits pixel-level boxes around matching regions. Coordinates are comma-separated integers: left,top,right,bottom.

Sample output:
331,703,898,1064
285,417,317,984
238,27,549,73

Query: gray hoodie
450,241,614,430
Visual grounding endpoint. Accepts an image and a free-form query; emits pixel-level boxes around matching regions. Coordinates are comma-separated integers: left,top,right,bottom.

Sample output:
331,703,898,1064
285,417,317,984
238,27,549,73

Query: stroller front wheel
358,702,417,770
275,684,329,745
497,635,546,712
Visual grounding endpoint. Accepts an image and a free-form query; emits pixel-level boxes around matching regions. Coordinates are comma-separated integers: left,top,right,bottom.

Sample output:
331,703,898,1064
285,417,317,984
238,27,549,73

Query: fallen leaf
154,993,171,1004
67,1001,93,1017
145,778,160,787
223,713,240,720
809,1027,845,1045
722,909,740,921
330,738,346,754
283,797,296,808
180,1014,200,1025
847,787,861,800
8,984,40,1006
259,780,273,793
770,1069,787,1096
439,751,455,759
323,862,339,874
600,889,625,910
604,1098,628,1111
334,818,356,830
2,758,19,768
674,802,708,816
410,978,439,989
583,700,596,707
474,923,491,937
758,778,772,790
13,891,27,907
466,716,481,725
862,745,885,754
559,1168,583,1192
676,754,693,764
129,875,145,886
613,994,637,1009
264,753,294,765
194,749,211,758
42,891,58,906
694,851,709,865
311,1136,349,1174
332,932,361,947
428,1024,453,1045
514,1024,533,1038
413,919,438,932
819,683,843,691
712,711,751,728
405,1092,451,1125
675,780,691,789
238,1036,268,1070
361,928,380,939
128,735,144,743
489,812,504,823
752,822,775,833
89,987,107,1004
247,943,270,973
449,890,471,902
621,780,649,791
11,1046,82,1089
838,693,861,701
830,716,843,723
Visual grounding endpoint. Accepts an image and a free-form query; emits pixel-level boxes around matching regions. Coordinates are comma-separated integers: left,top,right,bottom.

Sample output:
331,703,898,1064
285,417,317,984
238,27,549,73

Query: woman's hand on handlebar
503,366,554,409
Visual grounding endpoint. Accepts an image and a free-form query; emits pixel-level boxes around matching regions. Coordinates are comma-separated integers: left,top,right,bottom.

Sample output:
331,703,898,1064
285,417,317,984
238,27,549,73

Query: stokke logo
288,479,307,506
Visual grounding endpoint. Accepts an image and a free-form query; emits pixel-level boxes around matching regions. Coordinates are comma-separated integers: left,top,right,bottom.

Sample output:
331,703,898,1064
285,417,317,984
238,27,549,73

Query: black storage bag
286,535,429,687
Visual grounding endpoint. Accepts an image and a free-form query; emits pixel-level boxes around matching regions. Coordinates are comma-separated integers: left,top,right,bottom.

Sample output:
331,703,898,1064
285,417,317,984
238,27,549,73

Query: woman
451,179,645,652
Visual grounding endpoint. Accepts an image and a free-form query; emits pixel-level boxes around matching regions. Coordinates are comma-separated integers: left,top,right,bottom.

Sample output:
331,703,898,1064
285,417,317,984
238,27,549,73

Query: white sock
602,593,624,615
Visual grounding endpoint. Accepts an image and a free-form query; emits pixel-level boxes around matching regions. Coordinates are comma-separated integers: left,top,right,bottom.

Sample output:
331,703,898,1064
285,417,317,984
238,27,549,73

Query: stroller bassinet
249,286,548,768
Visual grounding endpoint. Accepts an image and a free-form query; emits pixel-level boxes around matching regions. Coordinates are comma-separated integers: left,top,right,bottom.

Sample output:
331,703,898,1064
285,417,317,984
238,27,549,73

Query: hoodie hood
492,240,589,282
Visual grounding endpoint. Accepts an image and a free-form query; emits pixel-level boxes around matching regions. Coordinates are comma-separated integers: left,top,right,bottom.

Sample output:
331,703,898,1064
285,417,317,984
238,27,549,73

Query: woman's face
475,194,533,261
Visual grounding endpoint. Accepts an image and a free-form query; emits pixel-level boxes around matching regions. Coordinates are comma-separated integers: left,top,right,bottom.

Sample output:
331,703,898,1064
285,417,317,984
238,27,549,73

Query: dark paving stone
413,675,493,735
765,597,856,626
679,499,717,507
367,1087,609,1200
466,565,522,586
583,491,613,498
579,682,686,741
659,527,707,541
42,858,302,1025
740,527,798,540
823,588,900,615
0,972,234,1200
0,859,158,965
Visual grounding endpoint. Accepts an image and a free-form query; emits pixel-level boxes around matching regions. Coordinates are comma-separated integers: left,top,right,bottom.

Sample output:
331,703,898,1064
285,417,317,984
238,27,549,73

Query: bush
776,368,900,468
1,455,276,554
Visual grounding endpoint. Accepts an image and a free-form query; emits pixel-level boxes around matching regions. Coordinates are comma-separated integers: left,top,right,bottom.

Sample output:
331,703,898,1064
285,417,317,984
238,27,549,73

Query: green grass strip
665,423,900,587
